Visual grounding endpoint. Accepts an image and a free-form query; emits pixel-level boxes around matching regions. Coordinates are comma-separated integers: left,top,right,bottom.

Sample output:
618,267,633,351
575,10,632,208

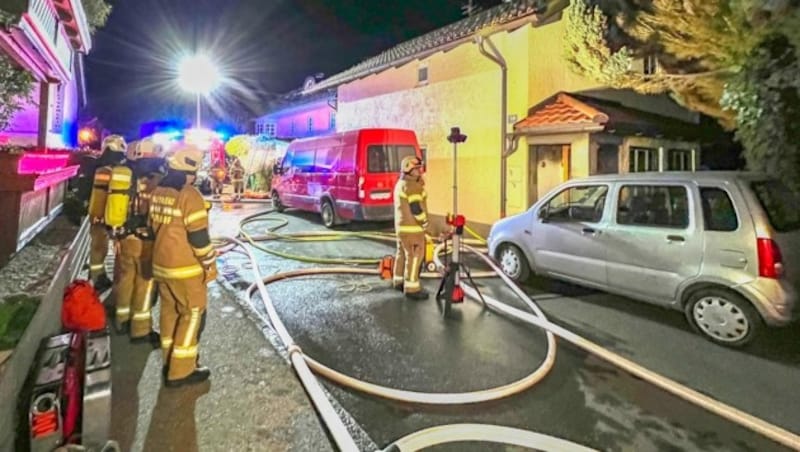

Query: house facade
254,76,337,140
0,0,91,148
306,0,705,231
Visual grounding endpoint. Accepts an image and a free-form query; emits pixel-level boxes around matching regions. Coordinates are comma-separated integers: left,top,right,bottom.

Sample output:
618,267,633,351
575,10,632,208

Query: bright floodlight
177,54,220,94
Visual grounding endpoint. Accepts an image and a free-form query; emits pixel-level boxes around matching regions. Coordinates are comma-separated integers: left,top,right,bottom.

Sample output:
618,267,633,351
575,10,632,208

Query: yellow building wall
335,9,635,227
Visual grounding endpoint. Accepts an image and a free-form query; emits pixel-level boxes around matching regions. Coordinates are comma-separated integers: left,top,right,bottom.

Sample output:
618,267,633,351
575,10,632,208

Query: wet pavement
218,204,799,451
108,202,333,452
112,202,800,451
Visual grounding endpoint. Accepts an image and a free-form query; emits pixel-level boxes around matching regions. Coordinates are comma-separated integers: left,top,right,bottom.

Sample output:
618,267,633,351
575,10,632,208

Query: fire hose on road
211,237,800,451
210,208,800,451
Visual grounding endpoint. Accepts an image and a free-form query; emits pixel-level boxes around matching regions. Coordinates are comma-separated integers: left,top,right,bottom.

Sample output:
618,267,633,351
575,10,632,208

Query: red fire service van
271,128,423,228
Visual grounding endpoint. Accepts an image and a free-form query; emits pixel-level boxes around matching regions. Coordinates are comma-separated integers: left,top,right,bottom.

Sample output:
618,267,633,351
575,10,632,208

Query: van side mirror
272,163,282,175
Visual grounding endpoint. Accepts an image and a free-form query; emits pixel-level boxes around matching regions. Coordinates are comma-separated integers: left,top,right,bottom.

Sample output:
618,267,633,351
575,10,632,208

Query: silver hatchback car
487,172,800,347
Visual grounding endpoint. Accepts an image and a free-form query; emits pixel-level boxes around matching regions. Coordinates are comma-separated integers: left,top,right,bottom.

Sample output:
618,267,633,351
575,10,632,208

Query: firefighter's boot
165,366,211,388
131,331,160,349
405,289,430,301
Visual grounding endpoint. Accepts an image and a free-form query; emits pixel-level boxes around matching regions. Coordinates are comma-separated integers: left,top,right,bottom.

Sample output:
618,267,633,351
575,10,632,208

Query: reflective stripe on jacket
150,184,215,280
394,175,428,234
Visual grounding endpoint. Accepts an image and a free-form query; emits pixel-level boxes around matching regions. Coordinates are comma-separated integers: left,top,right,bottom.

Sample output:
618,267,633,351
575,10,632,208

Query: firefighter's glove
134,226,154,241
203,264,218,284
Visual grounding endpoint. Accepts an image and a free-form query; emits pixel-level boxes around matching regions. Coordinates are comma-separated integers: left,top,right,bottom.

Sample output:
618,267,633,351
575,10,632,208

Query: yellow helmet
401,156,423,174
167,145,204,173
102,134,127,153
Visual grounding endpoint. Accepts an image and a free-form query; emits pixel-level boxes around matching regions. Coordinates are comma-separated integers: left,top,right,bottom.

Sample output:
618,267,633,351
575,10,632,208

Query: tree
81,0,113,32
721,33,800,190
564,0,800,188
0,54,33,131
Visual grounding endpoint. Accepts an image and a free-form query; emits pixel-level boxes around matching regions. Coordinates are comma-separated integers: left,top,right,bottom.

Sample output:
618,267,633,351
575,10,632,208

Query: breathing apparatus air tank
103,165,133,235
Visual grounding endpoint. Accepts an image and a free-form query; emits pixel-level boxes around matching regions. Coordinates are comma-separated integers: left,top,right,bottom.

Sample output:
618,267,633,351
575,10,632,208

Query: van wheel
320,199,339,228
496,244,530,282
685,288,762,348
272,191,285,213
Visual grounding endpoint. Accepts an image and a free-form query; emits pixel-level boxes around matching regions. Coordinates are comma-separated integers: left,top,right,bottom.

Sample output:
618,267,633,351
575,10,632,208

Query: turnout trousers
111,236,157,337
392,232,426,294
158,275,207,380
89,224,109,280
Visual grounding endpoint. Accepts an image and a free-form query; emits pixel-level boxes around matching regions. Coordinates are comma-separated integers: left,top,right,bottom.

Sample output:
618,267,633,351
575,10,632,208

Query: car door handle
582,227,600,236
666,235,685,243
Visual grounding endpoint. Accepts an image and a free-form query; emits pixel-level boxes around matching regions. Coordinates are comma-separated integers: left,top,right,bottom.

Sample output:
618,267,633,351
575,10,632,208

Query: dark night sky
85,0,503,136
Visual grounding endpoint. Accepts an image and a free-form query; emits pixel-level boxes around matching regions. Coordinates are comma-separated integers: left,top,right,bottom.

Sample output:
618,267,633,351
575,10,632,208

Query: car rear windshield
367,145,417,173
751,180,800,232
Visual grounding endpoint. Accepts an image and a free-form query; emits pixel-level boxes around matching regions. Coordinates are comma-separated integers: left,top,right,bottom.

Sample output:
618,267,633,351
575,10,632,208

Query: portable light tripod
436,127,469,317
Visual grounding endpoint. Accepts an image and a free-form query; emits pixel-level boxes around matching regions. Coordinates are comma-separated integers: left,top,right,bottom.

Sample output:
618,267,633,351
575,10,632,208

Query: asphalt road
221,204,799,452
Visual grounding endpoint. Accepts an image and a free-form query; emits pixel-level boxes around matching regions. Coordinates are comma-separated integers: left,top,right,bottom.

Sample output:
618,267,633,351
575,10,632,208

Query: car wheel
685,288,762,347
272,191,285,213
321,199,338,228
496,244,530,282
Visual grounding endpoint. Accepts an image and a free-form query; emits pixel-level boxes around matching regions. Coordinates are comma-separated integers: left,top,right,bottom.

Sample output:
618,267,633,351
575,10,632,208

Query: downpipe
476,34,509,219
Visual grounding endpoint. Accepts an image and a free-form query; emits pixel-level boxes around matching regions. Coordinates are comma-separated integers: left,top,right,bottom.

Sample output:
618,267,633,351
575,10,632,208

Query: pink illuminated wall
257,98,336,140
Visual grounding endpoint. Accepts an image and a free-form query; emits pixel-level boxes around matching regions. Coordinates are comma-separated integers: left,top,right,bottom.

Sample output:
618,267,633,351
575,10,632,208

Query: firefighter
210,158,226,198
110,139,166,344
150,144,217,387
393,156,431,300
230,158,245,200
87,134,127,294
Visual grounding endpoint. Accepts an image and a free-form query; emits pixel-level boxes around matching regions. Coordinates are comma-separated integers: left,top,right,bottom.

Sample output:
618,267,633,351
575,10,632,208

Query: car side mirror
272,163,282,175
537,208,549,223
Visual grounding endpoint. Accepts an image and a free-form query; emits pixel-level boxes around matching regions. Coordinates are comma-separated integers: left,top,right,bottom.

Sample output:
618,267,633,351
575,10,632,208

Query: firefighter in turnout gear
150,144,217,387
393,156,431,300
87,134,126,294
230,158,245,200
210,159,226,198
110,139,166,344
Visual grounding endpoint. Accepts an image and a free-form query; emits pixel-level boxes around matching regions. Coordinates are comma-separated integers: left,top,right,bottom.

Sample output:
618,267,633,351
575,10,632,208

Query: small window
329,112,336,130
668,149,692,171
542,185,608,223
307,117,313,132
629,147,659,172
291,121,296,135
596,144,619,175
266,123,276,137
617,185,689,228
700,187,738,231
367,145,417,173
418,66,428,83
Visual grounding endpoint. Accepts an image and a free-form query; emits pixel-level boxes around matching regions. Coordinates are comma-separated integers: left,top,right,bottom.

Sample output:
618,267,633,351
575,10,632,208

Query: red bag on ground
62,280,106,331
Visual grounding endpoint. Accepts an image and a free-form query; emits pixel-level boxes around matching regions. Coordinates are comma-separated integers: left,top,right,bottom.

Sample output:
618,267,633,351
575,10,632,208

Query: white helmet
127,138,163,160
102,134,127,153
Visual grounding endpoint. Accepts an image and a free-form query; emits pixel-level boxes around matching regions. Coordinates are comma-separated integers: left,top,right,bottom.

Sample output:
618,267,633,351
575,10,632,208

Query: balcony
0,0,91,82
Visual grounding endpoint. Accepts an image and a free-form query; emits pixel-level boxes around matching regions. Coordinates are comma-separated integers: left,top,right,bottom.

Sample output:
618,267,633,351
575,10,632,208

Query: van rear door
360,143,418,203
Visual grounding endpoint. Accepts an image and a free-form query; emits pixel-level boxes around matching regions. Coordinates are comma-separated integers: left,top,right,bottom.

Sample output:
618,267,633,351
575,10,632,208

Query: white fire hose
220,235,800,451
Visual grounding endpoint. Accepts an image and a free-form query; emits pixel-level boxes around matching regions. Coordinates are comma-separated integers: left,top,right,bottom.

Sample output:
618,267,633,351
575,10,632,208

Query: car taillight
358,176,365,200
757,238,784,279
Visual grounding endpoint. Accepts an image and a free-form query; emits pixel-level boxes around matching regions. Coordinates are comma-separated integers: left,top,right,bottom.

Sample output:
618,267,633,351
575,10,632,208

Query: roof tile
308,0,549,92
